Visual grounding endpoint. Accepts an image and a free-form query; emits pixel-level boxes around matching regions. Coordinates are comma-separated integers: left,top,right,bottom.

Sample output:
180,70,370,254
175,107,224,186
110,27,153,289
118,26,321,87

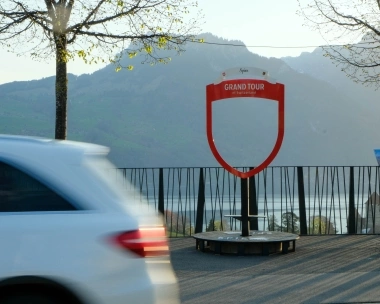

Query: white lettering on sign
224,83,246,90
248,83,264,90
224,83,265,91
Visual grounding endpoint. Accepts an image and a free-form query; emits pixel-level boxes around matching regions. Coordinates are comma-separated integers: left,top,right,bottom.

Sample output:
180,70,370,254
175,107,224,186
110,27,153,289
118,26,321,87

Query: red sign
206,68,285,179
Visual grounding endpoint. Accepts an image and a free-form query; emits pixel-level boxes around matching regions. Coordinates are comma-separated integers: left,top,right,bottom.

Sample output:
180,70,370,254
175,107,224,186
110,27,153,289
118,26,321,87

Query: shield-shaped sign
206,67,285,178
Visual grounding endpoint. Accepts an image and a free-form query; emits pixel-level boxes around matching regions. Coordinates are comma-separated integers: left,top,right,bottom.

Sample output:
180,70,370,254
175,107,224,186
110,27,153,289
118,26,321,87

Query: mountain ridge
1,33,379,167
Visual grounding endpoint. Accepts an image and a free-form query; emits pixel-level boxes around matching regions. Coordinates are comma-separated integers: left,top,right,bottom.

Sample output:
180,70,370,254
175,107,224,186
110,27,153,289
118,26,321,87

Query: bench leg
282,241,289,254
199,240,205,252
291,240,296,252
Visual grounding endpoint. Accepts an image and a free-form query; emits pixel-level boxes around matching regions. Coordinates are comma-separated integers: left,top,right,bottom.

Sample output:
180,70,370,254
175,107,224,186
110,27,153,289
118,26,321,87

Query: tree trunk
55,34,68,140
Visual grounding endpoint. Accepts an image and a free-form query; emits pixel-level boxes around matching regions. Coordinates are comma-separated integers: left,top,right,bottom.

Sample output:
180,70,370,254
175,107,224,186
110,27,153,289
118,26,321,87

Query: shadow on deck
170,235,380,304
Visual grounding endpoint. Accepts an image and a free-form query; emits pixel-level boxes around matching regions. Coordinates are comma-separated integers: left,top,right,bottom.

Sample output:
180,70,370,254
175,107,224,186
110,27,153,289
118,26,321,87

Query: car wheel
0,292,63,304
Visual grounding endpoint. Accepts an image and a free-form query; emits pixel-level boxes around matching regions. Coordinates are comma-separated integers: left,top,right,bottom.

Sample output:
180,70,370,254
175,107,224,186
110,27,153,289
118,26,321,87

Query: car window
0,161,77,212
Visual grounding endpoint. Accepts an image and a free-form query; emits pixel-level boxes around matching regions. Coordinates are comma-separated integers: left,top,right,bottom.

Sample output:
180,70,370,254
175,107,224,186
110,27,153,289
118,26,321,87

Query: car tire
0,292,63,304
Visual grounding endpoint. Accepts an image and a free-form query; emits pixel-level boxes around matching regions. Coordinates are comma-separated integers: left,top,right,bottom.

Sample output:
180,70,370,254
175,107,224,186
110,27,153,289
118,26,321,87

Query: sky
0,0,329,85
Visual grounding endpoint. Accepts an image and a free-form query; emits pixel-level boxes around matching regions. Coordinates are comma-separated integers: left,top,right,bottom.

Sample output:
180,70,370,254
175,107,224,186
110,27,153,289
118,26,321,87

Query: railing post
241,178,250,236
195,168,205,234
348,166,356,234
249,169,258,230
297,167,308,235
158,168,164,215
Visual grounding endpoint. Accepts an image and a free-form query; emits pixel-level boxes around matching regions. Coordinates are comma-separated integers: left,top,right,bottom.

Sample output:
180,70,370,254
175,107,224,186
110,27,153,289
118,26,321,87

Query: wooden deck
170,235,380,303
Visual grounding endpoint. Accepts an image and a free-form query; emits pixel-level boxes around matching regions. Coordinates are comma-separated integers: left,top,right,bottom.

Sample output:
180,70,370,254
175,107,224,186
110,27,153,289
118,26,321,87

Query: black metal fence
118,166,380,236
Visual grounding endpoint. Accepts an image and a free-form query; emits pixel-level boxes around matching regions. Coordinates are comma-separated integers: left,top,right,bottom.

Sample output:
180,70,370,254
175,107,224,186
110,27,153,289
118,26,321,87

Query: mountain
1,33,380,167
282,47,380,105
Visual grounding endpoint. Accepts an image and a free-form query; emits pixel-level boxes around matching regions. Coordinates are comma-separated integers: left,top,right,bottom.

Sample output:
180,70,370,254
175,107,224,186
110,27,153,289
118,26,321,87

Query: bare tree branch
298,0,380,88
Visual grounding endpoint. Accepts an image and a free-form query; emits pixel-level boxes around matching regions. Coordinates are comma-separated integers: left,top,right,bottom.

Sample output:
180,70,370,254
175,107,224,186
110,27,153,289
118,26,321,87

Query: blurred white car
0,135,179,304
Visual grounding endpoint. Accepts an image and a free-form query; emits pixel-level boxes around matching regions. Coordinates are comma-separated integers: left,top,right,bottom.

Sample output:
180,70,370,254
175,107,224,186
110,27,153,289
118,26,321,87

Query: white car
0,135,179,304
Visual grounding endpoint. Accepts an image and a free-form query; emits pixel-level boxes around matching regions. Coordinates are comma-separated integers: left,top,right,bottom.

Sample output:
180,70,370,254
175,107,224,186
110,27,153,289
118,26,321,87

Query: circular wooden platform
193,230,299,256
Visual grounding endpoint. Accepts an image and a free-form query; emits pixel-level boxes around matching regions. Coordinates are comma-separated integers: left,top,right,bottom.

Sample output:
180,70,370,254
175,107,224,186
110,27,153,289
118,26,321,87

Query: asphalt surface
170,235,380,304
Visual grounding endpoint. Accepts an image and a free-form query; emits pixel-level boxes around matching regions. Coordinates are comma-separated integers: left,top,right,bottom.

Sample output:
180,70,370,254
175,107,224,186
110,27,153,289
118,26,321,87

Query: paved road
170,235,380,304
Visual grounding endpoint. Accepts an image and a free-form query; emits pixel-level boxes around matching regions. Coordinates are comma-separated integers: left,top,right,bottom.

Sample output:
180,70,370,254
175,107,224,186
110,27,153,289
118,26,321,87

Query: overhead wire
190,40,376,49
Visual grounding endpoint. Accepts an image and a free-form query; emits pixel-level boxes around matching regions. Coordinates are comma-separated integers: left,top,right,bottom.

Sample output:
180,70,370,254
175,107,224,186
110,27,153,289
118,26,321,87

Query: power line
191,40,373,49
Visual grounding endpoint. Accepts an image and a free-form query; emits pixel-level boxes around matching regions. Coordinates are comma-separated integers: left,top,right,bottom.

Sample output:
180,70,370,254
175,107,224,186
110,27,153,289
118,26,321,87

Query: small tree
309,216,338,235
267,214,281,231
206,219,230,232
281,212,300,234
0,0,202,139
165,210,193,236
297,0,380,88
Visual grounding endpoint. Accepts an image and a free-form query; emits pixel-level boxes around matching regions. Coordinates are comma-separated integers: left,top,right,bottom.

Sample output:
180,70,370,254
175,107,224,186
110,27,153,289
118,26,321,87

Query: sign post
206,67,285,236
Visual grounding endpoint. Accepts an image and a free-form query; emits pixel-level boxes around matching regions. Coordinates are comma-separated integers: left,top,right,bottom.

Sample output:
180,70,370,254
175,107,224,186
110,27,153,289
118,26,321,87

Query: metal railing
118,166,380,236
